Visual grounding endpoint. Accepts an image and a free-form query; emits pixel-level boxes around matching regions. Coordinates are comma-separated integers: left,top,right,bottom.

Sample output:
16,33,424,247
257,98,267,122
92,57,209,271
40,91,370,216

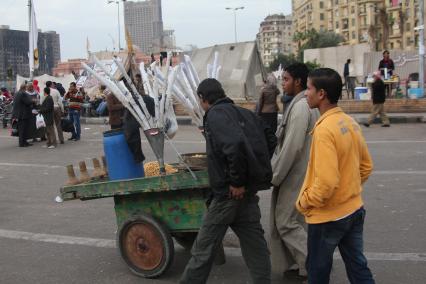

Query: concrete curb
355,115,425,124
81,114,425,125
80,116,194,125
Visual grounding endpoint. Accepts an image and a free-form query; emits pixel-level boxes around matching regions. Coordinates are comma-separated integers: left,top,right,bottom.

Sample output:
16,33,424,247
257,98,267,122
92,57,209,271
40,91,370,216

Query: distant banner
29,0,39,71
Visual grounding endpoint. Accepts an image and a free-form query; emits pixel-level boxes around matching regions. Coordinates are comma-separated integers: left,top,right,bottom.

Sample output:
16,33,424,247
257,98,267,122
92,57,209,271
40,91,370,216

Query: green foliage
305,60,322,72
268,54,322,72
268,53,298,71
294,28,344,61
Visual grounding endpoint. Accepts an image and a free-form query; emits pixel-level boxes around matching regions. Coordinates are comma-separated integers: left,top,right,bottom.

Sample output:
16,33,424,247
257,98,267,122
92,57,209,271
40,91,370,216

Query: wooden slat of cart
60,170,209,201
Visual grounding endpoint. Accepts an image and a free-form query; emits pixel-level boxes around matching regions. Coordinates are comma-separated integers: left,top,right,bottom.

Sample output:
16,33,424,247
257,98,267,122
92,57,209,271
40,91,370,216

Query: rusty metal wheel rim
123,222,164,271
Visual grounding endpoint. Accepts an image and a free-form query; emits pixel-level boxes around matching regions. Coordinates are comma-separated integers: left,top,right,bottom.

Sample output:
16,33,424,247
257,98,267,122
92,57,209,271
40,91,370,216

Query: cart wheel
173,232,197,250
118,214,174,278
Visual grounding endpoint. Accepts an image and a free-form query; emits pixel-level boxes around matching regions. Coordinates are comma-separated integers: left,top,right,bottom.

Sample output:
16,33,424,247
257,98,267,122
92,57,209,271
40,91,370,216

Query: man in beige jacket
46,81,64,144
270,63,319,280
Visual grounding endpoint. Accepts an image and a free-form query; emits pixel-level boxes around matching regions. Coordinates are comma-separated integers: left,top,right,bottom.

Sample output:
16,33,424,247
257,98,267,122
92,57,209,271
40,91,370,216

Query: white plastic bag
36,114,46,129
163,98,178,139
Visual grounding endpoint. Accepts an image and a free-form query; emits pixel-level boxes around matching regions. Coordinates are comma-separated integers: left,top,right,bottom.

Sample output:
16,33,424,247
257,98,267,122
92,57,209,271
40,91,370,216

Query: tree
295,29,344,61
378,7,390,49
268,53,298,72
268,53,322,73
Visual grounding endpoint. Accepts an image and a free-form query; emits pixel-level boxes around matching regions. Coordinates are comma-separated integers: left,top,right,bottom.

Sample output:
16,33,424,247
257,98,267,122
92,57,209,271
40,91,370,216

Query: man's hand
229,186,245,200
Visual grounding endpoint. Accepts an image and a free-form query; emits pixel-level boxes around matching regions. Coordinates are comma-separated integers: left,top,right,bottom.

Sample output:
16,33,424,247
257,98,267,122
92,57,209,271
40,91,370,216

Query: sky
0,0,291,60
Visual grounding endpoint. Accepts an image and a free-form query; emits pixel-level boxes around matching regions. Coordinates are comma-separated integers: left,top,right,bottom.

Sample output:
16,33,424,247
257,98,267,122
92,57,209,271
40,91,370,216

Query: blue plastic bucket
354,87,368,100
103,129,144,181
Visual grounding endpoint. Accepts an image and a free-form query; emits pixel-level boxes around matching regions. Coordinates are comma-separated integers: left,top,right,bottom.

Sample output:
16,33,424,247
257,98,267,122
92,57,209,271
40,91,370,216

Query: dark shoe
382,124,390,127
362,123,370,127
68,137,75,141
60,141,64,144
284,269,308,281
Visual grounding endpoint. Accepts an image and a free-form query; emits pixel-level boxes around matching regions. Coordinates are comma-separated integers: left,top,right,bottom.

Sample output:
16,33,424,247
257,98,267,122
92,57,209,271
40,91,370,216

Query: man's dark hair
285,63,309,89
46,81,53,88
347,59,351,63
383,50,390,55
44,87,50,95
197,78,226,105
70,82,76,87
308,68,342,104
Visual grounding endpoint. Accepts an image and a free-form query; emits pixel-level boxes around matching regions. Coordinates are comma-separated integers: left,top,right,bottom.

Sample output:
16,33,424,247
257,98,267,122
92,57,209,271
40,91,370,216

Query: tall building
292,0,425,52
0,25,60,81
124,0,164,54
257,14,293,67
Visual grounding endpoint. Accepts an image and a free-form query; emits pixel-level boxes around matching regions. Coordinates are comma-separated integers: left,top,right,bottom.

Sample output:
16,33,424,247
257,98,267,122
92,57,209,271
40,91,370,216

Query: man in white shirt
46,81,64,144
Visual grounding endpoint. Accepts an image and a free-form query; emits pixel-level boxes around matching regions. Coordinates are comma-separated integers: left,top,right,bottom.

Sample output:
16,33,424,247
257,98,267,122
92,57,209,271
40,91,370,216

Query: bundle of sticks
81,51,222,175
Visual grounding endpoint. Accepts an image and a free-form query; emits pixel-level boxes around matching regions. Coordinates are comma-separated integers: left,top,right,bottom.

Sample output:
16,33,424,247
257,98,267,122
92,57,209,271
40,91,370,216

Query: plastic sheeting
189,41,266,100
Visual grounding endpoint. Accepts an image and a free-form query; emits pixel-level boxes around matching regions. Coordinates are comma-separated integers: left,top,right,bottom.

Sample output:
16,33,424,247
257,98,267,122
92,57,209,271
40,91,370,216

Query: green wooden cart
59,169,210,278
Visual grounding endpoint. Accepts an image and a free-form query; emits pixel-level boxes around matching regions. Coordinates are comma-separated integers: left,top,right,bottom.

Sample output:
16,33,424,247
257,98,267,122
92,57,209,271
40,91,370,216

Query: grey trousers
180,195,271,284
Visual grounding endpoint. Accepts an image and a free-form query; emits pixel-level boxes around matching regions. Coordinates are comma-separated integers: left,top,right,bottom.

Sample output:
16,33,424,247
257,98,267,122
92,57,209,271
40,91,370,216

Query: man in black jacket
363,71,390,127
180,79,276,284
12,83,34,147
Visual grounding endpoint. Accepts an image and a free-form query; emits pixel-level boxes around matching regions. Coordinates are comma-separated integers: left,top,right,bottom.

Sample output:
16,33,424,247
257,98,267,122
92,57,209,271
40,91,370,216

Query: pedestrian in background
26,83,43,142
257,74,280,134
363,71,390,128
12,83,33,147
64,82,83,141
46,81,65,144
297,68,375,284
270,63,319,281
343,59,355,99
39,87,56,149
106,88,124,129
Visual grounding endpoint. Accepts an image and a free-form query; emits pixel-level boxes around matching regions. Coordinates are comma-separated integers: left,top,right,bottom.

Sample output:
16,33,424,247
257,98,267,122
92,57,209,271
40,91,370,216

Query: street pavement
0,123,425,284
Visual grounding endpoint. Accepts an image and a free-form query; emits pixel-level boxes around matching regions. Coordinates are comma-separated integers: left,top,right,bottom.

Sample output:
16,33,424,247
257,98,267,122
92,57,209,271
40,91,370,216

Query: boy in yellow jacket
296,68,375,284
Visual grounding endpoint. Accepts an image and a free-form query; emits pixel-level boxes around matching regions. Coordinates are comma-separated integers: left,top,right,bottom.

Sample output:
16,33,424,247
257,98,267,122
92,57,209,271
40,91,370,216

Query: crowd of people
180,64,376,284
10,80,84,148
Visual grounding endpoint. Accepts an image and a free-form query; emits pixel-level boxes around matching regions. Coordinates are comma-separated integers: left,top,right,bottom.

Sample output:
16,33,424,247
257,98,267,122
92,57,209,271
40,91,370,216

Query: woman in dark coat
257,74,280,133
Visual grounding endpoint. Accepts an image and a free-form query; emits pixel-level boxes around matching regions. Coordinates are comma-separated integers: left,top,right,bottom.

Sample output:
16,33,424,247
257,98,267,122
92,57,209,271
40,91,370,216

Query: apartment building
257,14,293,67
292,0,425,52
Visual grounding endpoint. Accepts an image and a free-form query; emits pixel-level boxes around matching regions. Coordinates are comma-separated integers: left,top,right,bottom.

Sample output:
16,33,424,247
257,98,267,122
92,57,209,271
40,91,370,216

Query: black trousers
17,119,30,146
259,112,278,134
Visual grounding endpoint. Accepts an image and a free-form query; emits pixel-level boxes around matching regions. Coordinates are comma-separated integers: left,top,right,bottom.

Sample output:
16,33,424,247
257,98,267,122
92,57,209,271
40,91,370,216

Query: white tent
189,41,266,100
16,74,76,91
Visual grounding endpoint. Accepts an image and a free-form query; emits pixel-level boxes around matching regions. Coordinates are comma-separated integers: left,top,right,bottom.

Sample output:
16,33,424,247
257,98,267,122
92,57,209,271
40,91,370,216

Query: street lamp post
225,7,245,43
107,0,123,51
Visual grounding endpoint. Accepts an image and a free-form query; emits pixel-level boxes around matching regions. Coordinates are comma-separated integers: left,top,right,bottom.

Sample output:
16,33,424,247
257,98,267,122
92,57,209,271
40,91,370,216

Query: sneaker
284,269,308,281
382,124,390,127
362,123,370,127
48,145,56,149
68,137,75,141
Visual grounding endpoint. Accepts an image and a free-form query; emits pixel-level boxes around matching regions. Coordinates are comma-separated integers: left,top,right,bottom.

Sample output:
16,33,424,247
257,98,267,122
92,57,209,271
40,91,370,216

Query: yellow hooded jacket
296,107,373,224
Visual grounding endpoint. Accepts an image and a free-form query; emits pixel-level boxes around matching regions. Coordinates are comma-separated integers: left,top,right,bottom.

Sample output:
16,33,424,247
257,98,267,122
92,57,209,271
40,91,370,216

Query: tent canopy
189,41,266,100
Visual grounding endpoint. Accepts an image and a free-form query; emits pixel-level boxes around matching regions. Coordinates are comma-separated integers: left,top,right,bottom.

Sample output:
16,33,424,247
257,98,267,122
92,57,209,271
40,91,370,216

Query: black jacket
372,79,386,104
12,91,33,120
203,98,277,197
123,95,156,163
39,95,54,126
